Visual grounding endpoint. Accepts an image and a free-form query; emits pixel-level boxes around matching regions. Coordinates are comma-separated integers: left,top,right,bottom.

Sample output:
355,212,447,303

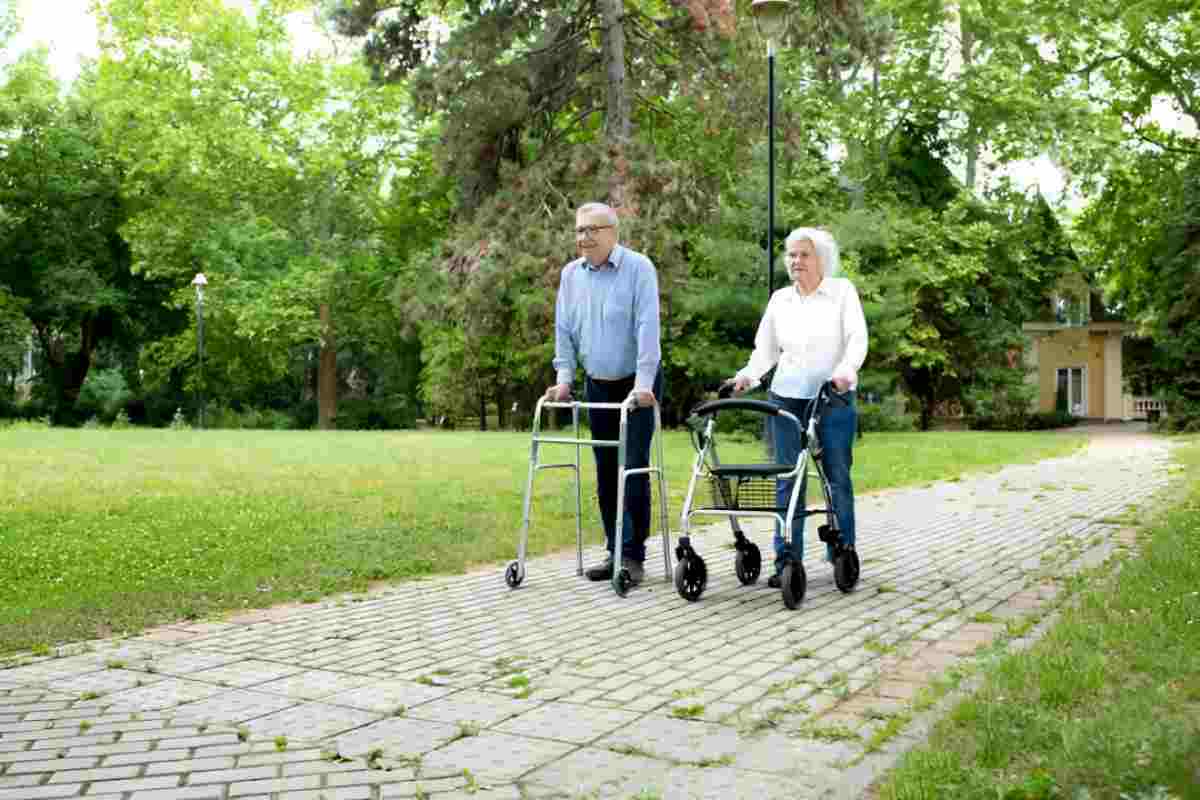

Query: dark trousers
585,370,663,564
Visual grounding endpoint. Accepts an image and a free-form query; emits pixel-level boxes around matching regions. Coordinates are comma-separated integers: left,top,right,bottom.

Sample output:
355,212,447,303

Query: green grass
875,437,1200,800
0,425,1083,655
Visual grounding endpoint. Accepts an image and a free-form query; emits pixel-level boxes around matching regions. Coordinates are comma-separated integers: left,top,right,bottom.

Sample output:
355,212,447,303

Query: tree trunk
478,392,487,431
318,303,337,430
599,0,630,206
41,318,96,423
959,4,979,192
496,382,508,429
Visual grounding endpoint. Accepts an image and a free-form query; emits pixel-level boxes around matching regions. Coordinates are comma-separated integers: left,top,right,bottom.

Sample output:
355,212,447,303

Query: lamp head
750,0,792,48
191,272,207,303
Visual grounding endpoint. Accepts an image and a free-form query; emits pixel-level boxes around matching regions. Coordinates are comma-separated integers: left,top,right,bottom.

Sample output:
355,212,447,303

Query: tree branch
1120,113,1200,156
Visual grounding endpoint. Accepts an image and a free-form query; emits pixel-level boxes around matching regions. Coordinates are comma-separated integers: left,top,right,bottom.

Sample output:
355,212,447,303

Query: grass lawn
0,422,1084,656
874,437,1200,800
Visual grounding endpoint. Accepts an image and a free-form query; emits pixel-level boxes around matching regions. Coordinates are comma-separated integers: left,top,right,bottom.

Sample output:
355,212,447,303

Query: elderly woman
729,227,868,587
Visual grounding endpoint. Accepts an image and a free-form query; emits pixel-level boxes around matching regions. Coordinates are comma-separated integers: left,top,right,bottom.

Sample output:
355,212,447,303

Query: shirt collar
584,244,623,272
790,277,830,299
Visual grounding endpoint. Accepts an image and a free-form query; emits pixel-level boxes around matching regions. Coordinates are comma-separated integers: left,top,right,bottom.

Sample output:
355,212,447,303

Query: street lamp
750,0,792,301
191,272,207,429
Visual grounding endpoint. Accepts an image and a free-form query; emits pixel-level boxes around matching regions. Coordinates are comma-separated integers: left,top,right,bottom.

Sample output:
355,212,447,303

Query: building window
1053,293,1089,326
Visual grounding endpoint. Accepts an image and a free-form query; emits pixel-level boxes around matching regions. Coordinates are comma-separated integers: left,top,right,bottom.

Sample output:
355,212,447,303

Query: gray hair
785,227,839,278
576,202,619,228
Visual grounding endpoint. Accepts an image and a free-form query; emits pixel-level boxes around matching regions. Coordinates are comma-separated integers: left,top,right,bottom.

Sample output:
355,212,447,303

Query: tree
91,0,410,428
1051,1,1199,410
834,122,1072,429
1077,151,1200,407
0,52,179,421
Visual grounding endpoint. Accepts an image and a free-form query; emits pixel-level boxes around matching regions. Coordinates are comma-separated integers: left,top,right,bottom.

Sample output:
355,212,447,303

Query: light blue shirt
553,244,661,392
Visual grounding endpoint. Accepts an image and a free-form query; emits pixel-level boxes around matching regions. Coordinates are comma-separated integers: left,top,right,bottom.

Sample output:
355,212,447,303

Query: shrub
334,395,418,430
857,401,916,433
77,368,133,424
968,409,1078,431
1154,397,1200,434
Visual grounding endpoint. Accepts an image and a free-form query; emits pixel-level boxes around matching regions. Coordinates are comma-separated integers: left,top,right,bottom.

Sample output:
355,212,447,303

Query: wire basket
705,473,784,512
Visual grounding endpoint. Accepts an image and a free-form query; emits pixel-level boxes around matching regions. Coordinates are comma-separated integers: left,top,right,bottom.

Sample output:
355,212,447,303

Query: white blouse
737,278,869,399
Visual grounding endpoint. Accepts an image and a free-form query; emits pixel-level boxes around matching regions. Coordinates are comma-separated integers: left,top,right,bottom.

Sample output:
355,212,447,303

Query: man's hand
545,383,572,402
831,368,855,393
633,390,656,408
731,375,753,395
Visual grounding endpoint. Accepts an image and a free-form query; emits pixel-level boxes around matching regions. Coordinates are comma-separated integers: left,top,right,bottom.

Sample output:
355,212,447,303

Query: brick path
0,425,1173,799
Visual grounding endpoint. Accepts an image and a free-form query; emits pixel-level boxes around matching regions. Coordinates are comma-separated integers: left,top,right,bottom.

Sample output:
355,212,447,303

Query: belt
589,374,634,385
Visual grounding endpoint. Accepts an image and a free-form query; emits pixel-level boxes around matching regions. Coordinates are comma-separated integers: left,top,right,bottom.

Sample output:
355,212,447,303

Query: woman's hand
731,375,753,395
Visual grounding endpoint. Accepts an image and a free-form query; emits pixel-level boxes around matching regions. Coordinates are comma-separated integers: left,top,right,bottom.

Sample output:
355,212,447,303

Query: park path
0,424,1175,800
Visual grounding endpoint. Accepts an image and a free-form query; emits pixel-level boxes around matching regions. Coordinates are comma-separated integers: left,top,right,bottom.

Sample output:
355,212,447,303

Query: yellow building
1022,275,1155,421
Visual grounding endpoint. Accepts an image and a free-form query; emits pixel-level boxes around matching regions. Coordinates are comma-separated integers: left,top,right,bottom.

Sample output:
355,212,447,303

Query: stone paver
0,424,1173,798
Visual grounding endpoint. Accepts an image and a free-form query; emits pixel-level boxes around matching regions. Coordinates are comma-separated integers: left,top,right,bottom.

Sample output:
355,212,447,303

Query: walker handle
690,398,781,418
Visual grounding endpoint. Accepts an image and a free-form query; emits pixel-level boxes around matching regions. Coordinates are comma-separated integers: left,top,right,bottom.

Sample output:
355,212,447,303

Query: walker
504,394,671,597
673,382,860,608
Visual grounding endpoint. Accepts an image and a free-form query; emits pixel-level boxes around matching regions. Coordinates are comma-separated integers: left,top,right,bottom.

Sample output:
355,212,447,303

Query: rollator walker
505,393,670,597
673,381,860,609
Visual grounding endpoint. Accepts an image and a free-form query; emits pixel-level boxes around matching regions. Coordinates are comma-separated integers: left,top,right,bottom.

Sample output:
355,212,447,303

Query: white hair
576,202,619,228
785,227,839,277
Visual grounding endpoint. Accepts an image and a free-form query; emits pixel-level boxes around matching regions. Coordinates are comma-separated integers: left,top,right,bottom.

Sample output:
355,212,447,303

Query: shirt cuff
635,368,657,394
736,369,762,390
831,366,858,389
556,370,574,387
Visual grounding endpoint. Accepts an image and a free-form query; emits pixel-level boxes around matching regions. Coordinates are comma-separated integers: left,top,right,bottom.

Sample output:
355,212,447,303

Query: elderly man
545,202,662,586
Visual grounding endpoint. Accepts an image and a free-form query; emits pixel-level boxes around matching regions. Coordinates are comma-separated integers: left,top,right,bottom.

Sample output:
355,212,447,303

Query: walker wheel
504,561,524,589
833,549,860,593
613,568,633,597
735,543,761,585
781,561,807,610
674,555,707,602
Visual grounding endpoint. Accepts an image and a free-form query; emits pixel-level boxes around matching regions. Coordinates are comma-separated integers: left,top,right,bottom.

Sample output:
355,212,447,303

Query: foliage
857,401,916,433
1079,155,1200,405
76,367,133,424
1153,397,1200,435
0,52,179,422
91,0,419,426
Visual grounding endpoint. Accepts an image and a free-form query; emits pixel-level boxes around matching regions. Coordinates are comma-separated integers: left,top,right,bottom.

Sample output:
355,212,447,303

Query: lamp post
750,0,792,302
191,272,207,429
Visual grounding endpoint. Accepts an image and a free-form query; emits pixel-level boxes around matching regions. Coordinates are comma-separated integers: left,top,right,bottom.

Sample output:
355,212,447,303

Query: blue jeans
585,370,663,564
769,390,857,572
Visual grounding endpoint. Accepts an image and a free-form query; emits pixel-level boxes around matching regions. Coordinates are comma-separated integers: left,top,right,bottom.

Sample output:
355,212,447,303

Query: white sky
4,0,332,79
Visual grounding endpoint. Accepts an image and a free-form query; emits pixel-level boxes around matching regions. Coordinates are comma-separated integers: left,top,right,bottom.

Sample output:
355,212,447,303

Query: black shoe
767,574,782,589
585,556,613,581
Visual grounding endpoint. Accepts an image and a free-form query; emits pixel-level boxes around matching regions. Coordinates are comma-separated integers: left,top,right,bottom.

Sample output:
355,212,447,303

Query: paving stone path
0,425,1175,800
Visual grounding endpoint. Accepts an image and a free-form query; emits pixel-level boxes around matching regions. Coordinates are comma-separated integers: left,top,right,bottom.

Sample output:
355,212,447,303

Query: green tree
92,0,411,427
0,52,179,421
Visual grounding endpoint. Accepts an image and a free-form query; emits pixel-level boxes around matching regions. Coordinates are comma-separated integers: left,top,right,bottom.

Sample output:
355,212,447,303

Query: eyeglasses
575,224,614,237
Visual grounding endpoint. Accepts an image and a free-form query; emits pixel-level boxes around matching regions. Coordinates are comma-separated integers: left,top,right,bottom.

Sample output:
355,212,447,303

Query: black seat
711,463,794,478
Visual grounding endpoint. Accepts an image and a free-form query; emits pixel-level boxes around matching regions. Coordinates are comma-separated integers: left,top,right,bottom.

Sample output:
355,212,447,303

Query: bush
77,368,133,424
334,395,418,430
857,401,916,433
1154,397,1200,434
968,409,1078,431
206,404,295,430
